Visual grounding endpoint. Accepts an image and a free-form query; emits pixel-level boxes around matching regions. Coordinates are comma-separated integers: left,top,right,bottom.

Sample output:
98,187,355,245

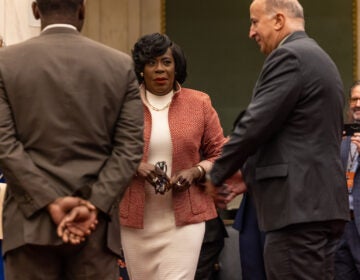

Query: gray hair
264,0,304,18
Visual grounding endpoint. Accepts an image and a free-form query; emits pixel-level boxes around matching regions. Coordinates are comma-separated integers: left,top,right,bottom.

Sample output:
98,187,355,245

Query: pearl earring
140,72,144,77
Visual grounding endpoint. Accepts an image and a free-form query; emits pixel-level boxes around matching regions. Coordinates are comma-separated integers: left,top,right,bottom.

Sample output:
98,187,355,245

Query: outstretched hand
205,171,247,209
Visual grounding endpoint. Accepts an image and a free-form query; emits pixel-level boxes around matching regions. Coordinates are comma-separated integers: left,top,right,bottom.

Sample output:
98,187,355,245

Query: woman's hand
136,162,156,178
137,162,161,186
170,167,201,192
137,162,171,194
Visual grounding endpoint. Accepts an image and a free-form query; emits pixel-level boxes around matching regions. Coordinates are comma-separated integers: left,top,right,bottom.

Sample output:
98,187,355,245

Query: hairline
261,0,304,19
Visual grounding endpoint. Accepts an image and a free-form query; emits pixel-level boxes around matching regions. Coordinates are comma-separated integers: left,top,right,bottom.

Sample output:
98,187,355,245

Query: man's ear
274,13,285,31
79,2,85,21
32,1,40,20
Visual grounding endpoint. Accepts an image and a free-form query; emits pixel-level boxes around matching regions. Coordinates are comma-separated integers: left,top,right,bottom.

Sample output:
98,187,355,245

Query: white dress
120,90,205,280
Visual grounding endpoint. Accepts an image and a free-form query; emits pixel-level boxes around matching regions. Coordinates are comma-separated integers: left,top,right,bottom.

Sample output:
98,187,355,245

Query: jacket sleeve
0,75,60,218
88,70,144,215
200,94,226,163
210,48,302,186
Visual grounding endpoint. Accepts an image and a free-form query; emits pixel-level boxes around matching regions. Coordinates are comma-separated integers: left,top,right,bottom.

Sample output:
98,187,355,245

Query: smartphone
343,123,360,136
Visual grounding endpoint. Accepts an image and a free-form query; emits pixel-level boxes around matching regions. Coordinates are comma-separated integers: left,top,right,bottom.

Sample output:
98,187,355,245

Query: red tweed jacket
120,85,225,228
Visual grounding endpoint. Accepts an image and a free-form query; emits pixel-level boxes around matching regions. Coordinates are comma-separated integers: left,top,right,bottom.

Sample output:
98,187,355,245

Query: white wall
1,0,40,46
0,0,162,52
0,0,4,37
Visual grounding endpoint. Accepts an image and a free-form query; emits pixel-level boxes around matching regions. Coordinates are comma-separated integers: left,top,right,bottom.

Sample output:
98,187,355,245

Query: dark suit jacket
211,31,349,232
0,27,144,255
203,216,228,243
341,137,360,234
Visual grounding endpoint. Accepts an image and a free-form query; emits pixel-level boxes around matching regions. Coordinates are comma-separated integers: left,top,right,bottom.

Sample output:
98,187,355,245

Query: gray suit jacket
211,31,349,232
0,27,144,255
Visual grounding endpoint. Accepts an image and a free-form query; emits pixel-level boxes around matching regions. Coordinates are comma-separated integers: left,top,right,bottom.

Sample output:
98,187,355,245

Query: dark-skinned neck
40,17,83,32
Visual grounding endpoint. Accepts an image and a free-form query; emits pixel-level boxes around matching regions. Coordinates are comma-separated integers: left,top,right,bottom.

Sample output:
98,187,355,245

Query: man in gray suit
207,0,349,279
0,0,143,279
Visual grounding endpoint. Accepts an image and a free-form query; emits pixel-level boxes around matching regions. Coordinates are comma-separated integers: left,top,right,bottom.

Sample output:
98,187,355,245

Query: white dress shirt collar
42,24,77,32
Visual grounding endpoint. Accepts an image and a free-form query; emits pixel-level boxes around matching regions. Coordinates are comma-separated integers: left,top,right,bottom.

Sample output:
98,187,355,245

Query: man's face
249,0,280,55
350,85,360,122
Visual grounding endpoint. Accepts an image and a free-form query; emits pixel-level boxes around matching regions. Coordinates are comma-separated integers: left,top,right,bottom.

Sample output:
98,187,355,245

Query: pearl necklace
145,91,173,111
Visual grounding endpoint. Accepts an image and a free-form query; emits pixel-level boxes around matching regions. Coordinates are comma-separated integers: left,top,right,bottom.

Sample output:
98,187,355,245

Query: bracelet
195,164,206,180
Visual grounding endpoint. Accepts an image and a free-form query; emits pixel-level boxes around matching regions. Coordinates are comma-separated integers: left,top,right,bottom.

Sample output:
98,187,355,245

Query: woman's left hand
170,167,199,192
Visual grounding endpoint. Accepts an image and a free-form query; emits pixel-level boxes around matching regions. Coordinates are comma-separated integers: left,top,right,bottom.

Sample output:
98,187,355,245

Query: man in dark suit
0,1,143,279
207,0,349,278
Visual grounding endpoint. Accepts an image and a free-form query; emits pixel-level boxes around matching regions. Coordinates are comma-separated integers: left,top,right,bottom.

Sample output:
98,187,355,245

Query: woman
120,33,225,280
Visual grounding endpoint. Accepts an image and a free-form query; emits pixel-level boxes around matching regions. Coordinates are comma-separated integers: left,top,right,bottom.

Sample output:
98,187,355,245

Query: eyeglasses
350,97,360,104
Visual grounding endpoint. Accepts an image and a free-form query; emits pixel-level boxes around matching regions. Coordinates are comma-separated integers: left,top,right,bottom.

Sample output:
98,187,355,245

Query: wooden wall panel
82,0,162,54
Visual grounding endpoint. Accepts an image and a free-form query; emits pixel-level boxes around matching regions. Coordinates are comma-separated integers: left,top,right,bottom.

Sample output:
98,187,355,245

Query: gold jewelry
144,91,172,111
195,164,206,180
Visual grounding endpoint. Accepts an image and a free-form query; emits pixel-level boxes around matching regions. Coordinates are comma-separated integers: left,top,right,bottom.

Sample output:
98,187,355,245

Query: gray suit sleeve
210,48,302,185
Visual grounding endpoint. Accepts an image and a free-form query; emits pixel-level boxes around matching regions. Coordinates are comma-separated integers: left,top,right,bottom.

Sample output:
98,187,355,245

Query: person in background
207,0,349,279
335,80,360,279
0,1,143,279
195,216,228,280
119,32,226,280
229,111,267,280
233,192,266,280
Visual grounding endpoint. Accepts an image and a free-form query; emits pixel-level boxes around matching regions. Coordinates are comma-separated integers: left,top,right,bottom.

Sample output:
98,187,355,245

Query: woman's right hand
137,162,168,184
136,162,156,179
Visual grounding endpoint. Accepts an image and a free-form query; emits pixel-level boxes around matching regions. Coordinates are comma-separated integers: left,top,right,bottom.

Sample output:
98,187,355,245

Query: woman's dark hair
132,33,187,85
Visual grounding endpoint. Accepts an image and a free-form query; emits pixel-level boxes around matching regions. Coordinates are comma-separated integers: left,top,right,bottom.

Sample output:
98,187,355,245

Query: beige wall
82,0,162,54
0,0,162,54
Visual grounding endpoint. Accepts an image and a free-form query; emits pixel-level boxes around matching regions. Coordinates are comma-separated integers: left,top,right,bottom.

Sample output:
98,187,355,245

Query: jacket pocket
255,163,288,180
189,185,207,214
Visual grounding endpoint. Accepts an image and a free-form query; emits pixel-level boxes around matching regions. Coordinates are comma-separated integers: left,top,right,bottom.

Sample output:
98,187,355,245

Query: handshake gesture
205,171,247,209
47,196,98,245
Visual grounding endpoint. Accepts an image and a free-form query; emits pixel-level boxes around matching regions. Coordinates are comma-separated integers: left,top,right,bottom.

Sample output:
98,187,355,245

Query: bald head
264,0,304,19
249,0,305,55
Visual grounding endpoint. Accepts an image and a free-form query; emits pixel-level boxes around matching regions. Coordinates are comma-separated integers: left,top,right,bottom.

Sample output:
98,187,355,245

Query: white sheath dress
120,90,205,280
